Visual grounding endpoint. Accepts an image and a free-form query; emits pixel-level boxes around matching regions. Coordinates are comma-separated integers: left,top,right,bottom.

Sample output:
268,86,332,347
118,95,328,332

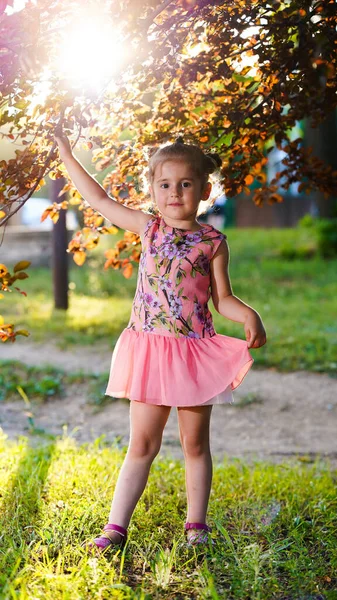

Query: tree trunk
51,177,69,310
303,110,337,219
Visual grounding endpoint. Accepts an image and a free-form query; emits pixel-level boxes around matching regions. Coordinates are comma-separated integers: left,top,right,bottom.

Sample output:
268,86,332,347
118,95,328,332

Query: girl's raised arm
54,131,149,235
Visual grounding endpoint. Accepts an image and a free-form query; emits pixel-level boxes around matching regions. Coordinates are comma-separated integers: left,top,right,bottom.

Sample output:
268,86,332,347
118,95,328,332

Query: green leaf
223,132,234,146
14,100,28,109
232,73,255,83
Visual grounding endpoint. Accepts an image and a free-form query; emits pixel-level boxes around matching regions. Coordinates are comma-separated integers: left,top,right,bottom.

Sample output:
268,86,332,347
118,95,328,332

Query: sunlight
6,3,127,106
227,24,261,77
53,15,126,93
4,0,30,14
25,70,53,118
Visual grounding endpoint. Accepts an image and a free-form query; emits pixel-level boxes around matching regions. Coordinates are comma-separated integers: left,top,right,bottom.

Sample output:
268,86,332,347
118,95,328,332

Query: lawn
1,227,337,598
0,433,336,599
2,226,337,373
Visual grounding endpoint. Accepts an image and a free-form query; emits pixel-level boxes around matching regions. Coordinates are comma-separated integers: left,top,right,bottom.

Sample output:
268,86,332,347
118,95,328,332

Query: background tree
1,0,336,341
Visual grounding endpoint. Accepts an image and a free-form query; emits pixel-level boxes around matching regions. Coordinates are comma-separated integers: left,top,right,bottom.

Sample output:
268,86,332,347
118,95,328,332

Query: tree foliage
0,0,336,341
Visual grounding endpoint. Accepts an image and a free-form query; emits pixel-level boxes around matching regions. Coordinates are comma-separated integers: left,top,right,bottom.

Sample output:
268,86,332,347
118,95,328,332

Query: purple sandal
86,523,128,553
185,521,213,546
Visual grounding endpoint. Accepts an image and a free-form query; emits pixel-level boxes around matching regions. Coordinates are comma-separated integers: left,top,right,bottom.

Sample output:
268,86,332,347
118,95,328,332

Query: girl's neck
162,215,204,231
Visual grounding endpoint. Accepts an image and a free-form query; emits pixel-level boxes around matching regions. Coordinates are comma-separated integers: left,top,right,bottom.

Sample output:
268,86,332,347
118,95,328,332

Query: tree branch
142,0,176,27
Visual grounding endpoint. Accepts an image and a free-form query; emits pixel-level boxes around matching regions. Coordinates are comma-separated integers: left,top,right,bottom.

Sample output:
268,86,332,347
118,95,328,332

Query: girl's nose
171,185,182,197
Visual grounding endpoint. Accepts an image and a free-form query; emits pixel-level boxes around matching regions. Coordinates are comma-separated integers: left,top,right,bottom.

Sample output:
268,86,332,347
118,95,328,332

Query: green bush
316,218,337,258
297,214,337,259
278,241,316,260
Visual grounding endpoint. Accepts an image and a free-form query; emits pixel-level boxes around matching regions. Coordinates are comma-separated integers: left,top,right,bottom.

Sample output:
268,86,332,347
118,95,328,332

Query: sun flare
54,16,126,92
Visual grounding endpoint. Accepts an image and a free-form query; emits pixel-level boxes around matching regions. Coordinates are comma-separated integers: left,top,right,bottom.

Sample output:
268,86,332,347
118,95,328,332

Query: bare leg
177,405,213,541
104,401,171,544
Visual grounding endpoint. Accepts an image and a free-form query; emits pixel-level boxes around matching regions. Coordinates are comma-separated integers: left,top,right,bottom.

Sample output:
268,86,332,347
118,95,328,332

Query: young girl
54,132,267,552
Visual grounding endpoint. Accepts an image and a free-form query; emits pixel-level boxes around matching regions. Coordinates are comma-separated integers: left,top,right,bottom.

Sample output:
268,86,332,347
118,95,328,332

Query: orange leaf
244,174,254,185
40,207,53,222
256,173,267,184
73,251,86,266
123,263,133,279
35,178,46,191
326,63,336,79
0,264,9,277
101,226,119,235
51,212,60,224
269,194,283,203
85,238,99,250
105,248,118,259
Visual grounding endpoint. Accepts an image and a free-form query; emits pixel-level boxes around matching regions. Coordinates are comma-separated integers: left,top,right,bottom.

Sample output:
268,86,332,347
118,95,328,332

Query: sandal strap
187,531,210,544
94,533,115,546
103,523,127,537
185,521,211,532
99,531,120,543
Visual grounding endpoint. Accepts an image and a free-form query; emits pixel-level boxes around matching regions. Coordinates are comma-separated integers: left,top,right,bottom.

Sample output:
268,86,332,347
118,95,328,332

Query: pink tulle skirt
105,328,254,407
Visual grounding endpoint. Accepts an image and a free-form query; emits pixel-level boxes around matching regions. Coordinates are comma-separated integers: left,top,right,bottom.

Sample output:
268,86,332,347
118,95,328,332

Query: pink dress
105,214,254,406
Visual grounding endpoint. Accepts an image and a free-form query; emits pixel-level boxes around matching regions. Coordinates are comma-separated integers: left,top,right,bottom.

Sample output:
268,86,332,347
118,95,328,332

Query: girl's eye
159,181,191,189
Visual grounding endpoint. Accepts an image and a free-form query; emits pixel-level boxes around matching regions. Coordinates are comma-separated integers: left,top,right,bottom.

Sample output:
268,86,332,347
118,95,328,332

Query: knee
180,434,210,458
128,436,161,461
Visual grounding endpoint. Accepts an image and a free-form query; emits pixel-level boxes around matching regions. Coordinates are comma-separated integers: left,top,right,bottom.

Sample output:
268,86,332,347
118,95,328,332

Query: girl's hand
244,311,267,349
54,124,73,159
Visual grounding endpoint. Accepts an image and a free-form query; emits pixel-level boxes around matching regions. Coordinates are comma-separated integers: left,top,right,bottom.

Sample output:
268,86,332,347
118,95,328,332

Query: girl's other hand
54,124,73,159
244,311,267,349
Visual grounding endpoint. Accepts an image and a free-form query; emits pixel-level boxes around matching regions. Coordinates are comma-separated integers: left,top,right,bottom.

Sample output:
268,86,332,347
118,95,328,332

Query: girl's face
149,159,211,226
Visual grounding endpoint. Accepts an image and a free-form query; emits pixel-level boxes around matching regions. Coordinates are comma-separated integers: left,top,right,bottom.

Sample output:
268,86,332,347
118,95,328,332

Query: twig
0,109,65,228
142,0,176,27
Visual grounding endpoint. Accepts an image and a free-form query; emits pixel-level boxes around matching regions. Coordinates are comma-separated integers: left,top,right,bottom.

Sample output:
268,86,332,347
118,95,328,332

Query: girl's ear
201,181,212,200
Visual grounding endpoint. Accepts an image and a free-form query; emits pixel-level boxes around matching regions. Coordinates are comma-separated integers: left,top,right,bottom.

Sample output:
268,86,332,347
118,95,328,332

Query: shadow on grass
0,439,56,594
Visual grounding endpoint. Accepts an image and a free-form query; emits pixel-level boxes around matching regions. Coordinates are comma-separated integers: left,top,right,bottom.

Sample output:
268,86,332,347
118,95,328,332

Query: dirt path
1,340,337,466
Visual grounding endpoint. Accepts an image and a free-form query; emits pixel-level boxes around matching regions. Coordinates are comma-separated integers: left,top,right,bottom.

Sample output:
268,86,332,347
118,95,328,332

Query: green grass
0,359,117,408
0,432,336,599
2,227,337,373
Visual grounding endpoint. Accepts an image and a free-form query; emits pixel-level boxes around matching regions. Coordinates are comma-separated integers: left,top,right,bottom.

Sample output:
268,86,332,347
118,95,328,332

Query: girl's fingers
54,124,63,137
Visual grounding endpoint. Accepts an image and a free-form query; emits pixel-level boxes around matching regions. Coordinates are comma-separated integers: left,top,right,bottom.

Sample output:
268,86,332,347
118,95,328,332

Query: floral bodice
126,214,227,339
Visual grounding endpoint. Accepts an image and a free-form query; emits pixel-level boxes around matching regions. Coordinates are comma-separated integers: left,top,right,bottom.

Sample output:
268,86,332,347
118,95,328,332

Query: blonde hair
143,137,223,216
